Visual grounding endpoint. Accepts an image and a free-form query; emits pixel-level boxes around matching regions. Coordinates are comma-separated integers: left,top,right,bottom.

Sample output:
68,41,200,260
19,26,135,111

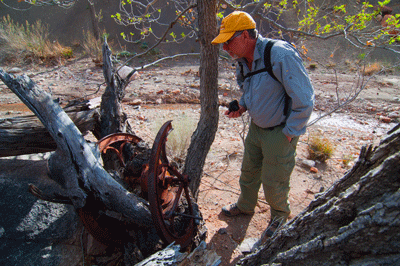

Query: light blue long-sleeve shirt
237,36,314,138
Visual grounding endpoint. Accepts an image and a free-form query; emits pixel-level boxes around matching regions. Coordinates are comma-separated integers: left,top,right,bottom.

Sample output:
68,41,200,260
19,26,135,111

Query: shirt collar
253,35,268,63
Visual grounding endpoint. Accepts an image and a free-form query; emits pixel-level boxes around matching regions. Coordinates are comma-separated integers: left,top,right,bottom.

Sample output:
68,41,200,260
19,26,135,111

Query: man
211,11,314,238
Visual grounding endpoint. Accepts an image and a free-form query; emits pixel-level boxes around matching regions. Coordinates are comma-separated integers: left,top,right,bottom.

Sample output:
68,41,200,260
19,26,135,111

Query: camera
228,100,239,113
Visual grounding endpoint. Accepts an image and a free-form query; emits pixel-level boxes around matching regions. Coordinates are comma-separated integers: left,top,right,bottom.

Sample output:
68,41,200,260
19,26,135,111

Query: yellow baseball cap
211,11,256,44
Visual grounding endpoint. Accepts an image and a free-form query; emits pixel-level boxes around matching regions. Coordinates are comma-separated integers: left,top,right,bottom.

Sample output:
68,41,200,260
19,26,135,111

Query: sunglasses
224,31,243,45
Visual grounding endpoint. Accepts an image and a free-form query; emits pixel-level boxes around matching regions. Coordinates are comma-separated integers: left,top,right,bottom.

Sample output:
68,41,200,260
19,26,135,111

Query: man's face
222,31,247,60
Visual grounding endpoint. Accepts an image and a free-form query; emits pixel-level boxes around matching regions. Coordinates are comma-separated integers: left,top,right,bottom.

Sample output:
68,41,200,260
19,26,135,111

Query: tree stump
239,123,400,265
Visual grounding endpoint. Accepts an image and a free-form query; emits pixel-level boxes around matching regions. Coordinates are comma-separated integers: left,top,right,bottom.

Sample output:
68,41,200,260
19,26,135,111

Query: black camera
228,100,239,113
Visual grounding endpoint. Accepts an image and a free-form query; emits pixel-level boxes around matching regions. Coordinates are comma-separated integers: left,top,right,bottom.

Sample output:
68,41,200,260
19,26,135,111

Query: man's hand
285,135,292,142
225,105,246,118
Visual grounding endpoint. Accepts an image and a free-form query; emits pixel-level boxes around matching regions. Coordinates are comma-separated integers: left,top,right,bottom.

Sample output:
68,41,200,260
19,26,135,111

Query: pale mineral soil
0,56,399,265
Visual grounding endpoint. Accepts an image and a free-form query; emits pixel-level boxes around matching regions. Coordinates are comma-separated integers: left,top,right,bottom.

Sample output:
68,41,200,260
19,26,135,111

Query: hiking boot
221,203,253,217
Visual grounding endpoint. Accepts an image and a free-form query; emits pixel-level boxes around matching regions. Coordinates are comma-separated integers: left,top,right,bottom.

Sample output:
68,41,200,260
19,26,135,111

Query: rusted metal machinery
29,120,200,248
94,120,200,249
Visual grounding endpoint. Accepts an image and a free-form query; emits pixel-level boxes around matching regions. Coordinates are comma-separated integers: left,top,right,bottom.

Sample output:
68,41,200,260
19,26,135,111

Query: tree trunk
100,39,132,138
239,124,400,265
0,99,100,157
185,0,219,199
87,0,100,40
100,39,135,171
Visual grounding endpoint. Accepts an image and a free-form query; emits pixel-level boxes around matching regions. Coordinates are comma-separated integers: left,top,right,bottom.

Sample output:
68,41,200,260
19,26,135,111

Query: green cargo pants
236,121,298,221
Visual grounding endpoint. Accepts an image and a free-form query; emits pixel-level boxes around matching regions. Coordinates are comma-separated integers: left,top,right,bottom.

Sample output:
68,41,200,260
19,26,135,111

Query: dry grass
81,30,103,65
0,15,72,64
362,62,382,76
307,134,334,162
153,114,197,169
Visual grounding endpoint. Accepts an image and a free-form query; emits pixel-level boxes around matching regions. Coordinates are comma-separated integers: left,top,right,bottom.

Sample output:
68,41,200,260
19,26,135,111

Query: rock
0,158,82,266
8,67,23,74
129,99,143,106
171,89,181,95
310,167,319,173
239,237,259,253
379,116,392,123
300,159,316,169
218,228,227,234
388,111,400,119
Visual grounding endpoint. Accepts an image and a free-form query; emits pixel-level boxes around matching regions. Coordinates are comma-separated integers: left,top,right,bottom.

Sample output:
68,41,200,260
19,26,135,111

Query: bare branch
132,53,200,71
307,62,400,127
121,3,197,66
20,0,77,8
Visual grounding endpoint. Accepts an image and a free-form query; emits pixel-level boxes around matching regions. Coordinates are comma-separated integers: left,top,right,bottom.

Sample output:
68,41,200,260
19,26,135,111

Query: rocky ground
0,56,399,265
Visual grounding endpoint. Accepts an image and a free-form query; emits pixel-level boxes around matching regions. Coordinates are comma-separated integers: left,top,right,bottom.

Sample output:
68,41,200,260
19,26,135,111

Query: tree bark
0,100,100,157
100,39,133,138
239,123,400,266
185,0,220,199
100,39,135,171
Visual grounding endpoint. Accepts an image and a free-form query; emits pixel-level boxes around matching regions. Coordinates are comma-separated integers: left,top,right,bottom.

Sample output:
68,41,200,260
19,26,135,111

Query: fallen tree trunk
0,69,153,228
0,48,205,263
239,123,400,265
0,40,206,263
0,99,100,157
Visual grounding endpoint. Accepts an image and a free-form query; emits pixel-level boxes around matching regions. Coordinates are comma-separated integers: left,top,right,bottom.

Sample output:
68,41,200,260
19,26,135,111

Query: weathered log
100,39,132,138
239,123,400,266
0,69,153,229
100,39,135,171
135,241,221,266
0,99,100,157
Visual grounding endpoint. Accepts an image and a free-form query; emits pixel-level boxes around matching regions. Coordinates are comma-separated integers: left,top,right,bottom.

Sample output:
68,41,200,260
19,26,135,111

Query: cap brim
211,31,235,44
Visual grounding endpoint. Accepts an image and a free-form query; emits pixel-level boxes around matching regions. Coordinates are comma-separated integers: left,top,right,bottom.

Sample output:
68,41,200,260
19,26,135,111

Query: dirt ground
0,56,399,265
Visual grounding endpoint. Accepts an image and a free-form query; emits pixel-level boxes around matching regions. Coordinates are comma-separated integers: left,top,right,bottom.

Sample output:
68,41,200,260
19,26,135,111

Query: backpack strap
240,39,291,116
242,39,279,82
264,40,279,82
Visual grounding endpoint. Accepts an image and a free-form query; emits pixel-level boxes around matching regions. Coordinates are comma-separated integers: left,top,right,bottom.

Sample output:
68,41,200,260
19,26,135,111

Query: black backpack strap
243,39,279,82
241,39,291,116
264,40,279,82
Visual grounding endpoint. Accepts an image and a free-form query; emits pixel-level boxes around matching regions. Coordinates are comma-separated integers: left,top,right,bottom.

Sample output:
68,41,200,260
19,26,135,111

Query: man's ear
242,30,250,39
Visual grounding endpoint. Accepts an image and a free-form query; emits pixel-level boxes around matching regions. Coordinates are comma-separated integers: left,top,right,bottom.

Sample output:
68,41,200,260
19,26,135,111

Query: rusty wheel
73,133,143,246
147,120,197,249
97,133,142,167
